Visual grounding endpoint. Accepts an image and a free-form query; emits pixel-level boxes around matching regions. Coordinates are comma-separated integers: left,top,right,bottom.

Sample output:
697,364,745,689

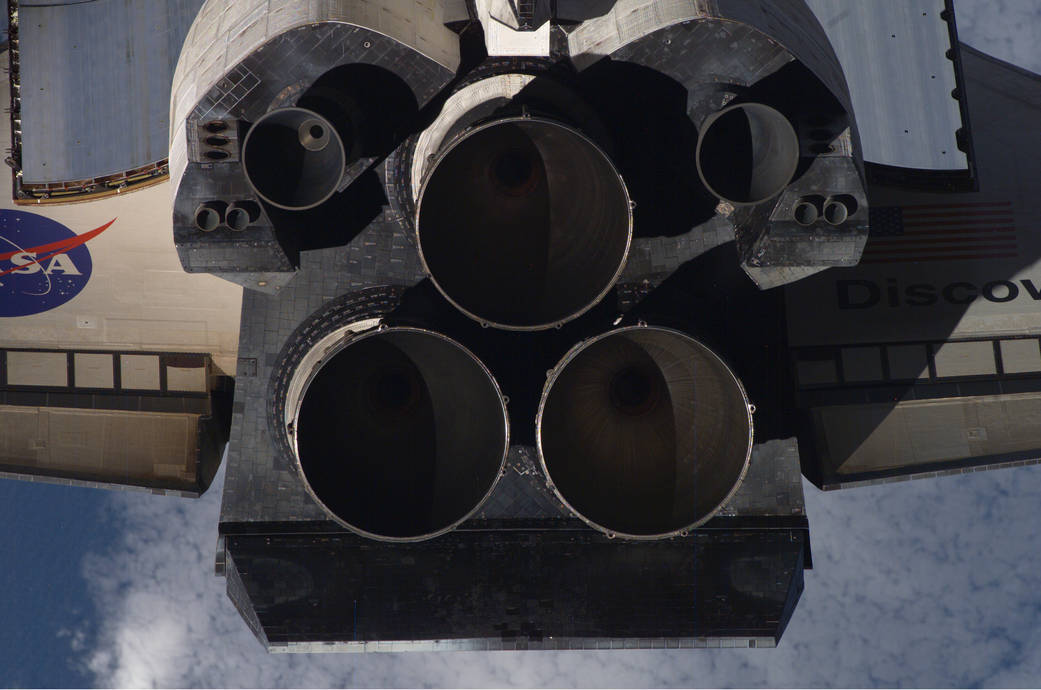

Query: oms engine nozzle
696,103,799,206
416,117,632,330
285,326,509,541
241,107,346,210
537,326,753,539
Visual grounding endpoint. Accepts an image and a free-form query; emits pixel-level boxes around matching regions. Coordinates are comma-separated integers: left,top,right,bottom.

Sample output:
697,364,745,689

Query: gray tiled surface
168,0,460,193
225,552,268,644
220,189,425,525
224,525,807,646
473,446,570,520
474,439,808,523
602,14,866,275
619,215,735,286
186,23,453,127
171,21,456,288
716,438,806,517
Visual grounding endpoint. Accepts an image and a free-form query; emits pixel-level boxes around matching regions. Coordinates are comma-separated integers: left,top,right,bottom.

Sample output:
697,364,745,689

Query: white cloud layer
955,0,1041,75
75,1,1041,686
76,460,1041,688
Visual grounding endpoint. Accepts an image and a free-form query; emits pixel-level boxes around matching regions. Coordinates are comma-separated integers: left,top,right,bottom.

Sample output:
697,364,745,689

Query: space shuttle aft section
168,0,877,650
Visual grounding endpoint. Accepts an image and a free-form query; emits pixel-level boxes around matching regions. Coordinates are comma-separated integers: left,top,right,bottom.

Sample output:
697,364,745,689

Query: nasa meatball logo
0,210,115,317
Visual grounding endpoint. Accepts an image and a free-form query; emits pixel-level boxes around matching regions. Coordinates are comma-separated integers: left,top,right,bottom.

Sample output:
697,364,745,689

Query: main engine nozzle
416,117,632,330
696,103,799,206
288,326,509,541
537,326,753,538
242,107,346,210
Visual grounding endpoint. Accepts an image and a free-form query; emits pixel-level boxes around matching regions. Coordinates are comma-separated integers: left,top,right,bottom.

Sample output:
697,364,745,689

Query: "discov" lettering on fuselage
837,278,1041,310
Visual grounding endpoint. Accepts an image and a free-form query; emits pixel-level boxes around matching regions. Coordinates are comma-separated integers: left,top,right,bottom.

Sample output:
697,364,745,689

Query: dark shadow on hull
385,278,624,447
262,169,388,255
733,60,851,185
576,59,718,237
299,63,421,161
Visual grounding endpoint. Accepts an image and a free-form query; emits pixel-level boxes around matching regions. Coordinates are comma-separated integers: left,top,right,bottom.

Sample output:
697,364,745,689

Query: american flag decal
862,201,1016,264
